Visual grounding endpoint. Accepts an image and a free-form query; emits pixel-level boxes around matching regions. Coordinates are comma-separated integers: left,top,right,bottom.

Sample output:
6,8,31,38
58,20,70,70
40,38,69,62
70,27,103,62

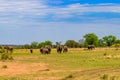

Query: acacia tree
30,41,39,49
84,33,99,47
44,40,52,46
38,40,52,48
65,40,79,48
24,44,30,49
56,41,62,45
102,35,116,47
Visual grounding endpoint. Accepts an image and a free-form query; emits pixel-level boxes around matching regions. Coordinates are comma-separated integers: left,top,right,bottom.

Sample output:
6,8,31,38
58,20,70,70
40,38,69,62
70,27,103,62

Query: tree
38,40,52,48
78,39,85,48
98,39,106,47
102,35,117,47
44,40,52,46
115,39,120,44
65,40,79,48
39,42,45,47
0,46,5,53
84,33,99,47
30,41,39,48
23,44,30,49
56,41,62,45
112,44,120,50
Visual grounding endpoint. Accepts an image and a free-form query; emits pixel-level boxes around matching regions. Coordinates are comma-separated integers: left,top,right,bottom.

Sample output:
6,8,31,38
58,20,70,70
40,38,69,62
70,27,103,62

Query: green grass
0,48,120,80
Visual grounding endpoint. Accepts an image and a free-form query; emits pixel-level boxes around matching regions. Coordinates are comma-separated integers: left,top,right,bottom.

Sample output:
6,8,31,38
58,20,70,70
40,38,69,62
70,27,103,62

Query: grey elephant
88,45,95,50
57,45,63,53
40,47,49,54
45,45,51,54
40,45,51,54
4,46,13,53
63,46,68,53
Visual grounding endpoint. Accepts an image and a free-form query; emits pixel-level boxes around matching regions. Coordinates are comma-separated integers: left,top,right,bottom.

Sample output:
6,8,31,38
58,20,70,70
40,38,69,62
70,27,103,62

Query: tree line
14,33,120,49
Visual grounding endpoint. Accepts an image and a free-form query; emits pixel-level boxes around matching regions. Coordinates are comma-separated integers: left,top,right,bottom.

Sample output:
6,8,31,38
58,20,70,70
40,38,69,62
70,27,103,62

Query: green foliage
65,40,79,48
44,40,52,46
1,53,8,60
30,41,39,49
102,35,117,47
84,33,99,46
112,44,120,48
0,46,5,53
1,53,14,60
111,44,120,50
100,74,109,80
23,44,30,49
115,40,120,44
98,39,106,47
38,40,52,48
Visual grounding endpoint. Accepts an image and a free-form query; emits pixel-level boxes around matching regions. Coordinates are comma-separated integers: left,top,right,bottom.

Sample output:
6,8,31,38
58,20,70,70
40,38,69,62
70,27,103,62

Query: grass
0,48,120,80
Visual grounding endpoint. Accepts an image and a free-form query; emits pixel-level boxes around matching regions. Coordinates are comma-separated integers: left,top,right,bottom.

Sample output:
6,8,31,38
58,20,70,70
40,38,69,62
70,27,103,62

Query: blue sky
0,0,120,44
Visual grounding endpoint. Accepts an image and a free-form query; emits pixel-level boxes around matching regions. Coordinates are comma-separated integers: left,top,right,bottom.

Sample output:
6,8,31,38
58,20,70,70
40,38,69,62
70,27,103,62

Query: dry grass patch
0,61,48,76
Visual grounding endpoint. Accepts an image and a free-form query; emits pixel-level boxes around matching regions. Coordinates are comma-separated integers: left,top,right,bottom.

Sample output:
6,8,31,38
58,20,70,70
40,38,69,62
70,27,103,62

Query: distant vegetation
1,33,120,49
20,33,120,49
0,33,120,80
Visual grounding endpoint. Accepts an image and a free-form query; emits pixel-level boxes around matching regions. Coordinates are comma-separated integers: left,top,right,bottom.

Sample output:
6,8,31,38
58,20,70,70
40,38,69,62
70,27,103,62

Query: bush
103,53,107,56
1,53,8,60
100,74,108,80
0,46,5,53
61,74,74,80
2,65,8,69
1,53,14,61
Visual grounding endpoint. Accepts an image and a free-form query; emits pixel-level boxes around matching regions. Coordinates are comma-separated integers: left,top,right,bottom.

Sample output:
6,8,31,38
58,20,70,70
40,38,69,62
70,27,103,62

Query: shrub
1,53,14,61
103,53,107,56
1,65,8,69
0,46,5,53
1,53,9,60
100,74,108,80
61,74,74,80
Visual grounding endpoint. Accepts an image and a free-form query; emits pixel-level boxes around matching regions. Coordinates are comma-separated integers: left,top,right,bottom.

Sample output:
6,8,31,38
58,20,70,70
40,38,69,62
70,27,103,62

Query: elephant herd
36,44,95,54
2,45,95,54
39,45,68,54
57,45,68,53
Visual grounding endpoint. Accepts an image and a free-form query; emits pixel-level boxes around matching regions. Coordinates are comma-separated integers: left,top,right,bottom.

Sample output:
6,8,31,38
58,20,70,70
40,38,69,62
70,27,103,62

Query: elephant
88,45,95,50
40,45,51,54
4,46,13,53
57,45,63,53
45,45,51,54
30,48,33,53
63,46,68,53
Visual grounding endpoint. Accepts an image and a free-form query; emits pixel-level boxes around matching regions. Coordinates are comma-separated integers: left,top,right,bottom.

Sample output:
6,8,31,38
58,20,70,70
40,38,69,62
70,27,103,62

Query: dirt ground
0,61,120,80
0,61,62,80
0,61,48,76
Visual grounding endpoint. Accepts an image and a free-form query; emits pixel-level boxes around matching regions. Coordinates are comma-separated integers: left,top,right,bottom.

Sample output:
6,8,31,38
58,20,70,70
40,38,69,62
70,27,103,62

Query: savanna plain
0,48,120,80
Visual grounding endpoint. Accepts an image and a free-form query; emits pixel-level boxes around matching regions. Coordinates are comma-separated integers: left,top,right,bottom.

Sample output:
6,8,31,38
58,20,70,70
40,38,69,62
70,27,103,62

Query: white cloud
0,1,120,15
0,0,120,23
